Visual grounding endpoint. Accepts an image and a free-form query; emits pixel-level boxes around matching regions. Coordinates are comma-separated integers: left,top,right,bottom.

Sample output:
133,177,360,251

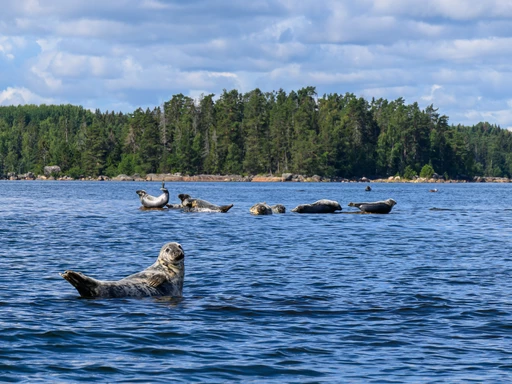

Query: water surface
1,181,512,382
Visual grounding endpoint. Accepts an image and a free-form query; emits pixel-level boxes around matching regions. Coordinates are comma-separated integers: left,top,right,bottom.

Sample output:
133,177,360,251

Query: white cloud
0,86,55,105
1,0,512,127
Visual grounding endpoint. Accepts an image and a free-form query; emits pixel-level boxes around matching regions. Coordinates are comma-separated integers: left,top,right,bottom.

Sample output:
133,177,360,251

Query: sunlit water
1,181,512,382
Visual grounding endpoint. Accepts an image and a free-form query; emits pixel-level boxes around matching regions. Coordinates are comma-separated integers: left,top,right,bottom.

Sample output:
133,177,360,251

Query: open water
1,180,512,382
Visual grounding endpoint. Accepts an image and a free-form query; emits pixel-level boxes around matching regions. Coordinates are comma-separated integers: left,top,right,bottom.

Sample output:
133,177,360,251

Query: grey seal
250,203,286,215
178,193,233,213
365,185,372,191
271,204,286,214
348,198,397,214
60,242,184,298
291,199,342,213
136,182,169,208
250,202,273,215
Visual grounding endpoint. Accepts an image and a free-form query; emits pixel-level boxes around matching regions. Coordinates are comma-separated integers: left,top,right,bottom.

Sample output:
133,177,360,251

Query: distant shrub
403,166,417,180
67,166,83,179
420,164,435,179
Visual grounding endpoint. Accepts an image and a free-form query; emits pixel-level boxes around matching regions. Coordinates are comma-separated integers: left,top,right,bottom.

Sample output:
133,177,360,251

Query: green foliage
0,94,511,179
403,166,417,180
420,164,435,179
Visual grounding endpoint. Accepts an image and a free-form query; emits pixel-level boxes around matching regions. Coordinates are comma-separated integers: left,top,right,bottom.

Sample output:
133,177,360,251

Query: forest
0,86,511,180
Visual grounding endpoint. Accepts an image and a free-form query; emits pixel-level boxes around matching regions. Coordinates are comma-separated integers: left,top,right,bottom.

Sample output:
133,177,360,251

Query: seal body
60,242,185,298
348,198,397,214
136,184,169,208
271,204,286,214
250,202,273,215
292,199,342,213
178,193,233,213
365,186,372,191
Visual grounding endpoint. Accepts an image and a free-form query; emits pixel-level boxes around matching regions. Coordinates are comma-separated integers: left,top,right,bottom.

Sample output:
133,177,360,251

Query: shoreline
3,172,511,183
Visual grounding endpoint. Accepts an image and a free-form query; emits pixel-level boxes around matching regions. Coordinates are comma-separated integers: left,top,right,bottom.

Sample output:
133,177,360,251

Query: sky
1,0,512,128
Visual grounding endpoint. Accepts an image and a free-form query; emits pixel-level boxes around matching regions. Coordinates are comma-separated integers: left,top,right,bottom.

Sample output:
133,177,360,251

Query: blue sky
1,0,512,128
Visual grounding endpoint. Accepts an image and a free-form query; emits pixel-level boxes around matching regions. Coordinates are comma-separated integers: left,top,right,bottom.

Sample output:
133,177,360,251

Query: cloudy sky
1,0,512,127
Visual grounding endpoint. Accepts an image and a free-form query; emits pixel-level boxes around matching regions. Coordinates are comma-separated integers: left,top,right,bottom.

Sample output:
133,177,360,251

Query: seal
348,198,397,214
291,199,342,213
365,185,372,191
250,202,273,215
429,189,438,192
178,193,233,213
60,242,185,298
136,182,169,208
271,204,286,214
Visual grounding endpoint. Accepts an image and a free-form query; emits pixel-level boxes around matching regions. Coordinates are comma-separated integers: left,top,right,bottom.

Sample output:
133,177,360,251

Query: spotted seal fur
60,242,184,298
348,198,397,214
291,199,342,213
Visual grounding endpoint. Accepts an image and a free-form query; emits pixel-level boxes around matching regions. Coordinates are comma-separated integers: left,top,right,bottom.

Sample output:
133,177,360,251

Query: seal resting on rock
178,193,233,213
348,198,397,214
60,242,185,298
292,199,342,213
136,182,169,208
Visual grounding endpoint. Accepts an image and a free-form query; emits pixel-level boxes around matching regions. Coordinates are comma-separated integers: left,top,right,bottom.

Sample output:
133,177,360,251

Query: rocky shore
3,170,511,183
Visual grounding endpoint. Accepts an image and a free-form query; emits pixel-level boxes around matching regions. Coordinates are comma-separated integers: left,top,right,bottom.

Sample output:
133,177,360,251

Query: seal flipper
147,273,167,288
60,270,100,298
219,204,234,213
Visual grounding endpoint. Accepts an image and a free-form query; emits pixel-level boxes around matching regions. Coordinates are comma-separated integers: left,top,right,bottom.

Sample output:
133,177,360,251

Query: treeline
1,86,512,179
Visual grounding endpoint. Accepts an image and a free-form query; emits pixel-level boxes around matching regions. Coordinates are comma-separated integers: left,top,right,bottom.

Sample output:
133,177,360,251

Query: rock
44,165,61,176
113,174,134,181
281,173,293,181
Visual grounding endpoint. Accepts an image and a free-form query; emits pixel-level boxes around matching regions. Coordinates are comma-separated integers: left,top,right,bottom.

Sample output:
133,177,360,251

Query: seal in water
60,242,185,298
250,202,273,215
136,182,169,208
365,185,372,191
271,204,286,214
178,193,233,213
348,198,397,214
292,199,342,213
429,189,438,192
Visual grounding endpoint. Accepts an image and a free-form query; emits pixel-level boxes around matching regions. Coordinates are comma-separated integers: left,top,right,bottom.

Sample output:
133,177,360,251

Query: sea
1,180,512,382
